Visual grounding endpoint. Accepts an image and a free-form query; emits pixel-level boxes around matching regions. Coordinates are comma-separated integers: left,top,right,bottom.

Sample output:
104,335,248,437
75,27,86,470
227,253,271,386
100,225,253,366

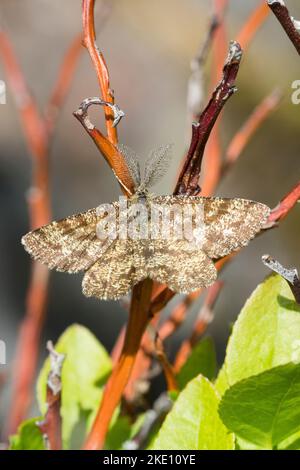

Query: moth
22,144,270,300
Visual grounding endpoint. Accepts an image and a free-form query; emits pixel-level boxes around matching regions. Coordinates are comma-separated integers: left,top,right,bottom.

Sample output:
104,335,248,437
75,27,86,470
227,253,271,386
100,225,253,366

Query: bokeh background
0,0,299,424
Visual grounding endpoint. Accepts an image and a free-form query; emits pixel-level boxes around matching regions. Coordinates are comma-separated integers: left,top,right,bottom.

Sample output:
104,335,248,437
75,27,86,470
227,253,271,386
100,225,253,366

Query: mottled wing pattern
82,240,147,300
145,239,217,293
21,208,114,273
152,196,270,259
200,197,270,258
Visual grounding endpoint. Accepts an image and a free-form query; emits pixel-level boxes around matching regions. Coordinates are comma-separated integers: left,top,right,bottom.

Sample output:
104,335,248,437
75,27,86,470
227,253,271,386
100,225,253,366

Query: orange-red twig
0,28,82,437
268,180,300,225
82,0,117,143
159,291,201,342
236,2,270,50
223,88,282,174
73,99,134,196
45,34,83,136
84,279,153,450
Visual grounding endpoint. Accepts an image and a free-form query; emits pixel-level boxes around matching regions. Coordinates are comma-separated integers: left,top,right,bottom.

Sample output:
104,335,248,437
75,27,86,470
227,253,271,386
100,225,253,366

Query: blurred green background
0,0,299,421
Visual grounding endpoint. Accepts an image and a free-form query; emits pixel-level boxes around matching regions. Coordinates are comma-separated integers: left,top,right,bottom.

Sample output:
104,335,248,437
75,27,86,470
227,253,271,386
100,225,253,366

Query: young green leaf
219,363,300,449
105,414,145,450
222,274,300,391
177,337,216,389
37,324,112,449
9,418,45,450
151,375,234,450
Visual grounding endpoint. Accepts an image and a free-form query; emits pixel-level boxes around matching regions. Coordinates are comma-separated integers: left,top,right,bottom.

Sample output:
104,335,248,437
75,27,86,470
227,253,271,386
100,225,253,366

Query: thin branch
262,255,300,304
267,180,300,225
212,0,229,84
187,14,219,122
175,41,242,196
82,0,117,143
159,291,201,341
223,88,282,175
268,0,300,55
73,97,134,196
236,2,270,49
83,279,153,450
45,34,83,136
0,29,82,437
37,341,65,450
154,334,178,392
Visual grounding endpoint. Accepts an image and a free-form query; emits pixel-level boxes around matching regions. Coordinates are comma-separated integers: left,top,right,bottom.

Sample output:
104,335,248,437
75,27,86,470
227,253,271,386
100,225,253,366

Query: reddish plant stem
82,0,117,143
0,30,82,437
175,41,242,196
159,291,201,342
236,2,270,49
73,101,134,196
174,281,224,372
223,88,282,174
268,0,300,55
267,180,300,224
45,34,83,136
84,279,153,450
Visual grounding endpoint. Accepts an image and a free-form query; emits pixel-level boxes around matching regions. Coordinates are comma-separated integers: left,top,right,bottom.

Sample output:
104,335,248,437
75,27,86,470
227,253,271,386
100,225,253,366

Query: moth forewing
21,208,115,273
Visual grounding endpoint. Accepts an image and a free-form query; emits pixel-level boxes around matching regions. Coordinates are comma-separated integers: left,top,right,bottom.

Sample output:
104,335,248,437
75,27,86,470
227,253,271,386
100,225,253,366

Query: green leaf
214,365,230,396
105,414,145,450
219,363,300,449
278,429,300,450
105,415,132,450
37,324,112,449
177,337,216,389
151,375,234,450
223,274,300,390
9,418,45,450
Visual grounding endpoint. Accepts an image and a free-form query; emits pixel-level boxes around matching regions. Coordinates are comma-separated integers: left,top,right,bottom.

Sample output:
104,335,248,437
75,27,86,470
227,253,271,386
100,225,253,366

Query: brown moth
22,145,270,300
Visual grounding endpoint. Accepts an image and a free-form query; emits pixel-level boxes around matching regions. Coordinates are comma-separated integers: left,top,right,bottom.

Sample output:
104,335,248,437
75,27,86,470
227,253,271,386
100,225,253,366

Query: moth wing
200,197,270,258
82,240,147,300
146,239,217,293
152,196,270,259
21,207,115,273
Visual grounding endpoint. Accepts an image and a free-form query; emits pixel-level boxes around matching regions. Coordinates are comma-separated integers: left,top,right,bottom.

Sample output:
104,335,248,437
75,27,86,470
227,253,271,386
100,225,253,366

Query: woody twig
268,0,300,55
37,341,65,450
262,255,300,304
175,41,242,196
